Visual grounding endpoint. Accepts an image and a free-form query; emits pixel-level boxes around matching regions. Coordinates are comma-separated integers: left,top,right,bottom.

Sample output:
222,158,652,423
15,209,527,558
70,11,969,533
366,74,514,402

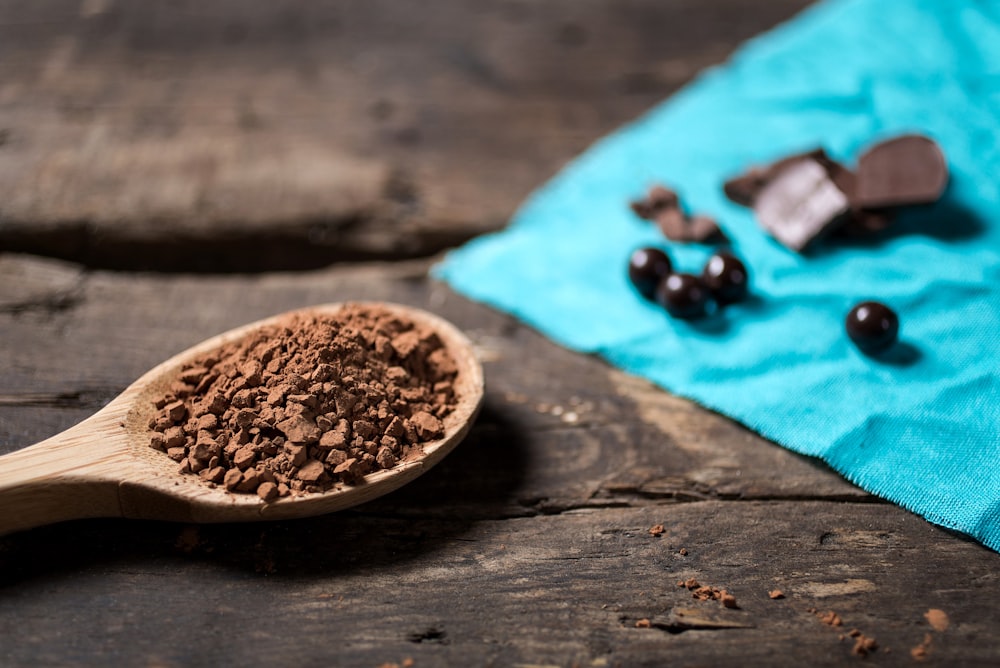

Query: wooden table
2,1,997,665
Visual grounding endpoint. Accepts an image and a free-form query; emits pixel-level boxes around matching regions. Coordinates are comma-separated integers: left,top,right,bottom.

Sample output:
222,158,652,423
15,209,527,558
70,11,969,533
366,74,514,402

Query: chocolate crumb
768,590,785,600
911,632,933,661
679,548,688,556
648,524,665,537
720,591,739,609
149,305,459,495
924,608,949,632
851,633,878,657
630,183,726,243
257,481,279,502
819,611,843,627
635,618,651,628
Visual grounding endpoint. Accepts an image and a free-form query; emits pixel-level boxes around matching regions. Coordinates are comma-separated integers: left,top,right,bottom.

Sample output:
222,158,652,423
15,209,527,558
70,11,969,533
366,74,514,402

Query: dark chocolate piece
686,215,726,243
846,301,899,354
655,273,710,319
654,207,688,239
628,247,672,300
723,168,770,207
753,157,850,251
855,135,947,208
724,149,836,208
840,207,895,236
632,184,726,243
631,185,679,220
701,251,749,305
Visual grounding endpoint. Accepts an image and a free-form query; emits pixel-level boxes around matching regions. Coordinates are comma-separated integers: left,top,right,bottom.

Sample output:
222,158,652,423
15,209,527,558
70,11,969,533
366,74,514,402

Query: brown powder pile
147,304,459,500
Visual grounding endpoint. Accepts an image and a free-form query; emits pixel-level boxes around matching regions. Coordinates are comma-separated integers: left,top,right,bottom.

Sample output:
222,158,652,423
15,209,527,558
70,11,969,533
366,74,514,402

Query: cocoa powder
147,304,459,499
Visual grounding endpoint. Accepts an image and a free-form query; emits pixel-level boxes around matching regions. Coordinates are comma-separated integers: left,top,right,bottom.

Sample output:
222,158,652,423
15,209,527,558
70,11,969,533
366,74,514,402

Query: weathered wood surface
4,0,999,665
1,254,998,666
0,0,813,270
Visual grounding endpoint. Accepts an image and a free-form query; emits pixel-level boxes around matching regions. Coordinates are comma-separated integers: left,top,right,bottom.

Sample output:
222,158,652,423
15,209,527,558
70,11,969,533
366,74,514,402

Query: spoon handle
0,428,124,536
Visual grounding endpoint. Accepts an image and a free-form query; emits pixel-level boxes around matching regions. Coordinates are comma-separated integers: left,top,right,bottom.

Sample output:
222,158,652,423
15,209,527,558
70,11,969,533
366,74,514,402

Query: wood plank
0,0,814,270
0,253,863,504
2,254,998,665
0,504,994,665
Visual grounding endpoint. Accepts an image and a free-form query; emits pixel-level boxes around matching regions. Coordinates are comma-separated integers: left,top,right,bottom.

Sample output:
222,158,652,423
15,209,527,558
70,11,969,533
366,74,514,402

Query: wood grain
0,0,813,270
1,254,997,666
4,1,998,665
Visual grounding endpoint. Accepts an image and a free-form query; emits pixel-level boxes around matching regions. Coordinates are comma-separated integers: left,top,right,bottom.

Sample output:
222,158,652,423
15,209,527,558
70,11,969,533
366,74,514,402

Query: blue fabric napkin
435,0,1000,551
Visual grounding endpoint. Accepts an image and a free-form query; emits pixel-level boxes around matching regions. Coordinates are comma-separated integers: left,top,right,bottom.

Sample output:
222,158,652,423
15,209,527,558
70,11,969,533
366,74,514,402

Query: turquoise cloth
436,0,1000,550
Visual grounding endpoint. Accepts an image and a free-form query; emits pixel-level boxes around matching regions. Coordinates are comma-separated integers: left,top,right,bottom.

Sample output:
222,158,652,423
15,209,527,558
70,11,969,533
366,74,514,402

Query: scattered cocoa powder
648,524,665,536
676,578,738,608
851,632,878,657
634,618,651,628
147,304,459,498
909,609,948,660
911,632,933,660
377,659,414,668
924,608,949,632
768,590,785,600
811,611,881,658
818,610,843,627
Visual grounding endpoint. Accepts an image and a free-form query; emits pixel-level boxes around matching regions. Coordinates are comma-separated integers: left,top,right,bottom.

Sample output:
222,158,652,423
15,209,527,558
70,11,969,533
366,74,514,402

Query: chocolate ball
846,301,899,354
628,247,672,299
701,251,749,305
656,273,710,319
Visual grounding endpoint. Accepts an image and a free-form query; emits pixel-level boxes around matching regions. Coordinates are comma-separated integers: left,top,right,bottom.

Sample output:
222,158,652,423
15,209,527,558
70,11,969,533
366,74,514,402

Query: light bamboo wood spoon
0,302,484,536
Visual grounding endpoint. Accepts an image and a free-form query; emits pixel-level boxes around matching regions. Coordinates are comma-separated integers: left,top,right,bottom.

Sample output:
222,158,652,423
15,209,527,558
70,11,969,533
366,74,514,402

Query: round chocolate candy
846,301,899,354
656,273,710,319
628,247,672,300
701,251,749,305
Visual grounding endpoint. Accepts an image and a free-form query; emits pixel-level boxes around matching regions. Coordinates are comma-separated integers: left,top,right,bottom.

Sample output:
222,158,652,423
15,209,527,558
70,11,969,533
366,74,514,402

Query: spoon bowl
0,302,484,535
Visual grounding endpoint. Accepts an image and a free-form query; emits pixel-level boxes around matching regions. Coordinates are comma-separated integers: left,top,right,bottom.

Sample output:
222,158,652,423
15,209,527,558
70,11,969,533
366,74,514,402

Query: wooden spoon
0,302,484,536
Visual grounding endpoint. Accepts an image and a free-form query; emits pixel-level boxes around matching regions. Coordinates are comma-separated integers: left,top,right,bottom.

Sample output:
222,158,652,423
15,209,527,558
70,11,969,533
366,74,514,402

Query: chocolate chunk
723,168,770,207
165,400,187,422
686,215,725,243
753,157,850,251
296,459,328,483
409,411,444,440
725,149,833,207
855,135,947,208
276,414,321,445
256,481,279,501
631,184,726,243
630,185,679,220
654,206,688,239
223,468,242,491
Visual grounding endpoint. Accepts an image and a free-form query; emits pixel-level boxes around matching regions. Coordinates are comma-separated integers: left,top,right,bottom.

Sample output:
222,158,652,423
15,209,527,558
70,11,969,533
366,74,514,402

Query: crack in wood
0,291,84,315
0,389,119,409
406,627,449,644
623,611,755,634
0,215,480,273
